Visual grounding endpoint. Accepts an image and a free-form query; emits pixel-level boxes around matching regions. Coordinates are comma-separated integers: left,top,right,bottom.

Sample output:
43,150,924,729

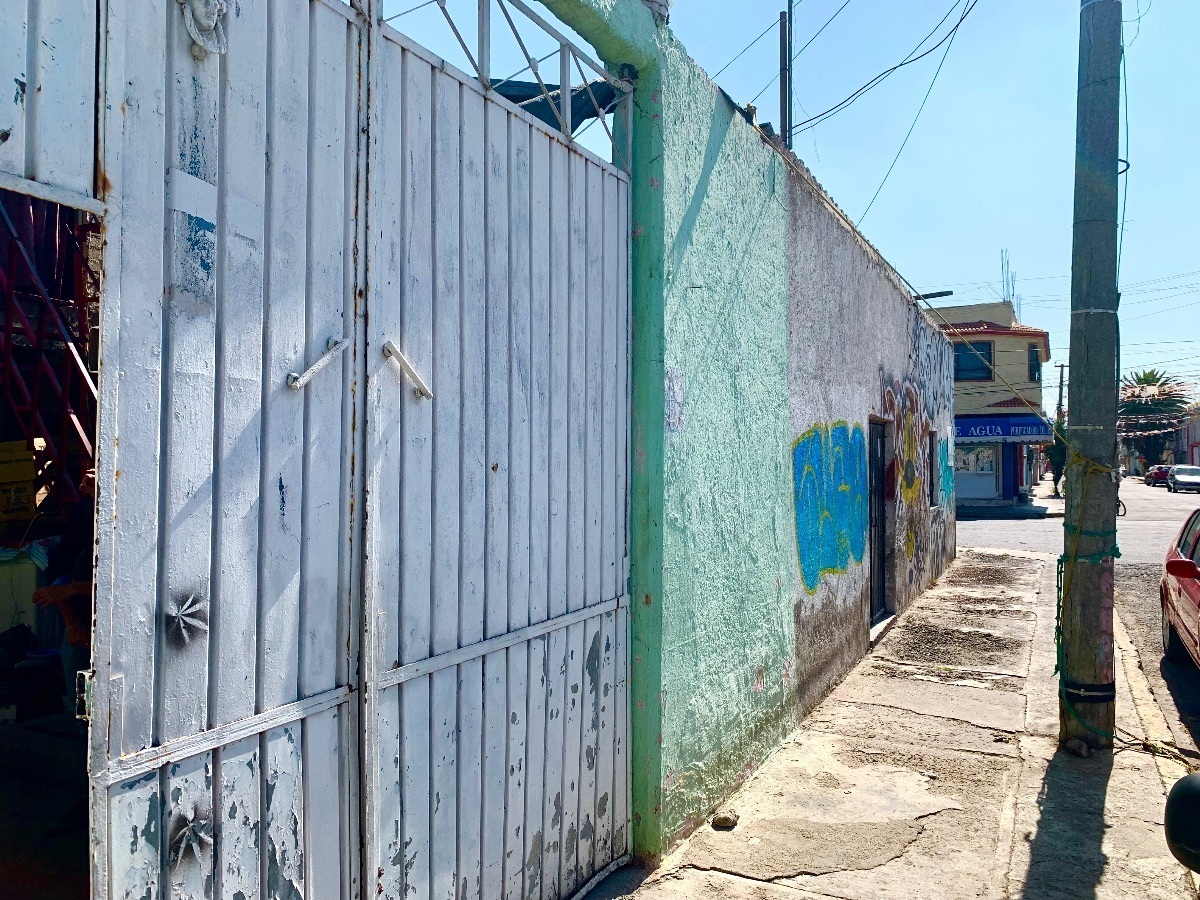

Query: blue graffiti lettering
792,423,868,592
938,438,955,507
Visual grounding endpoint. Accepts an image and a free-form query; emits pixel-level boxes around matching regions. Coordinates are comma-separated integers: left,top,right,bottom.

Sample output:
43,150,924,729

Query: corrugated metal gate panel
0,0,97,196
363,25,630,900
94,1,362,897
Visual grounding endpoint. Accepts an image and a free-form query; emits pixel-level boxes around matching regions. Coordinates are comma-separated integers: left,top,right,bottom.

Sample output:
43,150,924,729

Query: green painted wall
540,0,953,858
540,0,799,851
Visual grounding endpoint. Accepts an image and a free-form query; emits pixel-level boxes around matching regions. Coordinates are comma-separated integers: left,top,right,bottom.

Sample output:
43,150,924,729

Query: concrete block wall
539,0,955,858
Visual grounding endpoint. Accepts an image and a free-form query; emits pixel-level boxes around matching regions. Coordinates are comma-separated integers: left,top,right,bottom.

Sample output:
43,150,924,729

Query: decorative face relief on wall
792,423,868,593
178,0,227,59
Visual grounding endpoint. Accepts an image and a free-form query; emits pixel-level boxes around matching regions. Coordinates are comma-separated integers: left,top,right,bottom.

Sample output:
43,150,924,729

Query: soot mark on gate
166,590,209,647
586,630,601,734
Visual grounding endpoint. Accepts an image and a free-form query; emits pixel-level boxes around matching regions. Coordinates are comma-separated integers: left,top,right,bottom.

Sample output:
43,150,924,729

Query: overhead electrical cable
712,17,780,80
858,10,963,223
790,0,981,137
920,268,1200,293
1124,0,1152,48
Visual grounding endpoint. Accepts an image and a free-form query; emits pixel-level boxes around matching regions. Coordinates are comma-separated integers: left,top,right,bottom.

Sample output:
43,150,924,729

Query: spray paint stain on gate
791,423,868,592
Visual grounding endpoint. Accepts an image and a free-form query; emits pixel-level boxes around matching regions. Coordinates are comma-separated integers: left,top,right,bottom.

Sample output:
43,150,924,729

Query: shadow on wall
791,422,868,592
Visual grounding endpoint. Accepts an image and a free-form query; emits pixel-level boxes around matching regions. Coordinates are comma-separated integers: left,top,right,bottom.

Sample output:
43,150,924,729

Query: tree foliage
1118,369,1191,464
1044,414,1068,495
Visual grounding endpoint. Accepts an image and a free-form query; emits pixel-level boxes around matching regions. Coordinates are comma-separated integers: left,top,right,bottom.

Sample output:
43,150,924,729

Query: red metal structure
0,190,98,509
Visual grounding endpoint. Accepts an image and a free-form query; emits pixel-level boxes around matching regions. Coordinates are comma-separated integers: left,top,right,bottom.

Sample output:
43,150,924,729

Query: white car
1168,466,1200,494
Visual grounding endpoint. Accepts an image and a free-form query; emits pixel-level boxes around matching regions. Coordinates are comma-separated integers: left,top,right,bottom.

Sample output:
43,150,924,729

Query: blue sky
671,0,1200,409
382,0,1200,409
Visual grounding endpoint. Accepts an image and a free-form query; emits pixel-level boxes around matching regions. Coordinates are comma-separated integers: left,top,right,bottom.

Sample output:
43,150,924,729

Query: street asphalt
957,475,1200,564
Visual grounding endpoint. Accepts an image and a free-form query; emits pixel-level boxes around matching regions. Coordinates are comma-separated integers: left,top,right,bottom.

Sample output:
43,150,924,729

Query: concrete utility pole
787,0,794,148
1056,363,1068,420
779,9,791,148
1061,0,1122,747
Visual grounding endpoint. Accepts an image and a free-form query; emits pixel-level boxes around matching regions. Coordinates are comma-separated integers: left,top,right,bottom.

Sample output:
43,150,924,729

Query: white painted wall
0,0,97,199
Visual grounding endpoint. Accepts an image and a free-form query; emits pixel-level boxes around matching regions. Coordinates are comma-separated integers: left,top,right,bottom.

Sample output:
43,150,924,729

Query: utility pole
1056,363,1067,420
1061,0,1122,748
787,0,794,148
779,9,791,148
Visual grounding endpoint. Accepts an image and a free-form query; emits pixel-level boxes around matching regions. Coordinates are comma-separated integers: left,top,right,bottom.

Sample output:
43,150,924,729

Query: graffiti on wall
882,315,956,608
792,422,868,593
938,436,955,507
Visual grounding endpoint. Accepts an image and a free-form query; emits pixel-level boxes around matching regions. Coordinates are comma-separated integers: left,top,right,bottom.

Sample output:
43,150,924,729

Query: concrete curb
1113,611,1200,898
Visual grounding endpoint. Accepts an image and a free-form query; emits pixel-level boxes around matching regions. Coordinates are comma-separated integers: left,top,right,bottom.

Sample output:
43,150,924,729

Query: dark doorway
0,188,97,900
869,422,888,625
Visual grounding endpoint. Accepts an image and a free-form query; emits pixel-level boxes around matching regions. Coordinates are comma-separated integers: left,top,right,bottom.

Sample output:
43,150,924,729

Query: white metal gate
87,0,629,896
92,0,364,897
361,16,632,900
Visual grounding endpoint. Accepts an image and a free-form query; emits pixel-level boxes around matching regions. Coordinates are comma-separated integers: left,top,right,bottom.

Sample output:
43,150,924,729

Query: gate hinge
76,669,94,721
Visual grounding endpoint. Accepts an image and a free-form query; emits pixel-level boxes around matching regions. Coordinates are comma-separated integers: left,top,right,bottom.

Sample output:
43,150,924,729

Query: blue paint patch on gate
792,423,868,593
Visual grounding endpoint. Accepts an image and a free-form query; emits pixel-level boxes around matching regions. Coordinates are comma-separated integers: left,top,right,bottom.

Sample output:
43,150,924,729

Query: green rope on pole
1062,523,1119,539
1054,551,1122,742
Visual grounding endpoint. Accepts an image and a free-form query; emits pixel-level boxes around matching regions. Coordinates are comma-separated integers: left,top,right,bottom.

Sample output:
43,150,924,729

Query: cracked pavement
594,549,1199,900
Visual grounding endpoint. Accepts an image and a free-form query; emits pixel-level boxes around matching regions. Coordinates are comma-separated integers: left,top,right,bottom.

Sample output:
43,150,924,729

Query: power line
1124,0,1152,47
933,280,1200,305
1126,296,1200,321
920,267,1200,293
750,0,855,106
712,17,780,81
789,0,981,137
858,11,962,223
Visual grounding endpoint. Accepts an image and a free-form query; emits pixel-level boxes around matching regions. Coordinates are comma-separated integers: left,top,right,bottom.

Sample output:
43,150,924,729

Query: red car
1162,510,1200,666
1146,465,1172,487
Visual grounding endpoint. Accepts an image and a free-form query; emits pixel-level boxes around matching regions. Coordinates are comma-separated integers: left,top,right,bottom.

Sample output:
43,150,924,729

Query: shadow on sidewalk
1158,656,1200,754
1021,747,1113,899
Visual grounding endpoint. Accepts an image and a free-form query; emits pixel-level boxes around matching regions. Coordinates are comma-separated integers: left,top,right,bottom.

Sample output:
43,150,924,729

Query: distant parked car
1146,465,1172,487
1168,466,1200,493
1161,510,1200,668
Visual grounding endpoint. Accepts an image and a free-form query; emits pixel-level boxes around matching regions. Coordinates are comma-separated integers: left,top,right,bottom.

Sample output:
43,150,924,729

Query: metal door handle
287,337,349,390
383,340,433,400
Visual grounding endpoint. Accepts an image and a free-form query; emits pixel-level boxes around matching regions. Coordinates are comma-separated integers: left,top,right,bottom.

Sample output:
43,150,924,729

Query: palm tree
1118,369,1191,465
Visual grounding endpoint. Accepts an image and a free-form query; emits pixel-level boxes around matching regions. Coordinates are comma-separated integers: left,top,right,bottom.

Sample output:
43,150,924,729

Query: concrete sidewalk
1030,477,1067,518
596,550,1197,900
956,479,1065,521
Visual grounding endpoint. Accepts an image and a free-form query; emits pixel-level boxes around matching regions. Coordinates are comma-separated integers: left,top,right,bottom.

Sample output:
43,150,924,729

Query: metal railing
383,0,633,170
0,194,97,507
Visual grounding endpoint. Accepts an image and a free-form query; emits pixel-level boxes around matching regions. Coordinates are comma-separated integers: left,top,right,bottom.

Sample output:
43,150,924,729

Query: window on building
1028,344,1042,383
928,433,938,506
954,341,993,382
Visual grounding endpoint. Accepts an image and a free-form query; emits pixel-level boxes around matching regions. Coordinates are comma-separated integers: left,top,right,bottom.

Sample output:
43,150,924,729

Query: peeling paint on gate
264,724,304,900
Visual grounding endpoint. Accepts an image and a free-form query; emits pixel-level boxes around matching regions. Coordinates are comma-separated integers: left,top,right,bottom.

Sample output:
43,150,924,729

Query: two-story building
1165,403,1200,467
937,301,1052,507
